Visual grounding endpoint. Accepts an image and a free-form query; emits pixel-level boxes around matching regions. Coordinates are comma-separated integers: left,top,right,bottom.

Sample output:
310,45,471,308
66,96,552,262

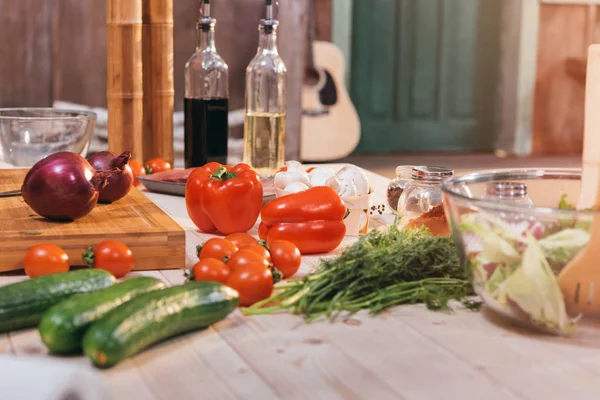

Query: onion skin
87,151,134,203
21,152,107,221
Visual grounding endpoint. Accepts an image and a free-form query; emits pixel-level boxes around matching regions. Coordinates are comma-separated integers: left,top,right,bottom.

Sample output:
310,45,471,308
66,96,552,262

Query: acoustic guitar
300,1,361,162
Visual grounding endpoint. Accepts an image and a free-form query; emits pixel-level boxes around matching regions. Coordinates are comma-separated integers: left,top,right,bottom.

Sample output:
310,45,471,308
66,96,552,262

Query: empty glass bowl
0,108,96,167
442,168,598,337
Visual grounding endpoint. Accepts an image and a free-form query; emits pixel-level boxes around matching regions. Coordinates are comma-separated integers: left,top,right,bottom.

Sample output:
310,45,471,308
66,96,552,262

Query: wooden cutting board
0,169,185,272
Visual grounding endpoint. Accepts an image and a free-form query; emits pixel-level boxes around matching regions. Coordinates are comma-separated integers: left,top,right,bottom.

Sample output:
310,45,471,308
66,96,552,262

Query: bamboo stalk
106,0,144,162
142,0,175,165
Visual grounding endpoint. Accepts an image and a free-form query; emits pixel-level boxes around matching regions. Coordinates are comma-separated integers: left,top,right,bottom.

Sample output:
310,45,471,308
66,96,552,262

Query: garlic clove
308,167,336,187
284,181,309,194
335,165,370,196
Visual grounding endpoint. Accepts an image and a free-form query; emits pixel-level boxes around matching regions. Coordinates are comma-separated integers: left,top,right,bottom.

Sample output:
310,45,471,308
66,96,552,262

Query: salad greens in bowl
441,168,594,336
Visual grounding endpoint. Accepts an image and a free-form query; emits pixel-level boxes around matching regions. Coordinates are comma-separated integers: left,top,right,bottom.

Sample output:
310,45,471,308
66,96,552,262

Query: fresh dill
243,225,479,321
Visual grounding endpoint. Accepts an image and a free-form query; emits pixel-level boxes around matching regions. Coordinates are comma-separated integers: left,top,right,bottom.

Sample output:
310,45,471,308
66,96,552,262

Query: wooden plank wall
533,3,600,155
0,0,307,160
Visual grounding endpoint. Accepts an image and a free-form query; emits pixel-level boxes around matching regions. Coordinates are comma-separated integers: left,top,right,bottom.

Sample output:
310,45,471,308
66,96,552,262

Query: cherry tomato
190,258,231,284
239,243,272,262
198,238,238,260
225,232,257,248
269,240,301,278
24,244,70,278
226,263,274,307
228,248,269,271
86,240,135,278
128,160,146,187
145,157,172,174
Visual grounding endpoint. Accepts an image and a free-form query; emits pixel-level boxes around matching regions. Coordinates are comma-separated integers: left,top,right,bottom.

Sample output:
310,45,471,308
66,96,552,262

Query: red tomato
225,232,257,248
24,244,70,278
191,258,231,284
269,240,302,278
228,249,270,271
145,157,172,174
86,241,135,278
128,160,146,187
239,243,272,262
226,263,274,307
198,238,238,260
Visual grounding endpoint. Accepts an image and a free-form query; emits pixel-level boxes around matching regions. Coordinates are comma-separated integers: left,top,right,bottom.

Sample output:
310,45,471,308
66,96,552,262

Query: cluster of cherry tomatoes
128,157,173,186
23,241,135,279
188,233,302,307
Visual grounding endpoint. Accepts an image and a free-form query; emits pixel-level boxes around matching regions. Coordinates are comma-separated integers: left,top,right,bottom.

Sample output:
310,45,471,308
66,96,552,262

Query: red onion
21,152,108,221
87,151,134,203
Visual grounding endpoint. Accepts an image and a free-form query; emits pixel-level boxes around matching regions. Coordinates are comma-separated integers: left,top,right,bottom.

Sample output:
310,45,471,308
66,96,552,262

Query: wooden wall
0,0,308,159
533,3,600,155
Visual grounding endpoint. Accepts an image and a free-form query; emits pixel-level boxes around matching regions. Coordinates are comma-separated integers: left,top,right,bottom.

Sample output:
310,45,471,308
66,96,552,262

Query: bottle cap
411,166,454,182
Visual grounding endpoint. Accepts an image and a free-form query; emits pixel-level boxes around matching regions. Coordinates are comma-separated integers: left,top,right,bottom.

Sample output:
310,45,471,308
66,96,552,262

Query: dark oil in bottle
184,97,229,168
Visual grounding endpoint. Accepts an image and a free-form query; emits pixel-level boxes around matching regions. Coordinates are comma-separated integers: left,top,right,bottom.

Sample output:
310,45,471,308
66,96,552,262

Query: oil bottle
184,0,229,168
243,0,287,177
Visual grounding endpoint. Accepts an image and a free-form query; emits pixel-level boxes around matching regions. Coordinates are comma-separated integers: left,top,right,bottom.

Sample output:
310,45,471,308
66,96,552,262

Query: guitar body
300,41,361,162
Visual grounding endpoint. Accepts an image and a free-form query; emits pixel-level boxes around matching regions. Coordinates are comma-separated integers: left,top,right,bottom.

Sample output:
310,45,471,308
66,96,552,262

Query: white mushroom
325,176,342,193
308,167,336,187
337,180,358,198
326,175,357,198
284,181,310,194
274,160,310,190
335,165,370,196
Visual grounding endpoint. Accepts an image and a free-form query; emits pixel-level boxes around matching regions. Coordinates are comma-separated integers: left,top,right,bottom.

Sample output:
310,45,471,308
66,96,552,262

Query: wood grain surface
533,3,600,155
2,166,600,399
0,169,184,271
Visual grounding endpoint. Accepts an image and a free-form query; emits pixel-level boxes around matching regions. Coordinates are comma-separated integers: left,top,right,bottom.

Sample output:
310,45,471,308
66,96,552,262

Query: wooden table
3,165,600,400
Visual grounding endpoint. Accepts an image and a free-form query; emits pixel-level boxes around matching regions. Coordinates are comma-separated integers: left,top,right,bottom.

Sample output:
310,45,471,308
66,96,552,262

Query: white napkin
0,354,113,400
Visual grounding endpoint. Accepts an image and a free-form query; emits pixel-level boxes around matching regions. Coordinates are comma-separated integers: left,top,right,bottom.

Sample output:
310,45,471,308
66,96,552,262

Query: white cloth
0,354,113,400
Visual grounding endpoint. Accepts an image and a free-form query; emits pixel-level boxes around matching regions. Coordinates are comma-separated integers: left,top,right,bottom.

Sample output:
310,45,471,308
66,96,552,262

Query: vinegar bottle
184,0,229,168
243,0,287,177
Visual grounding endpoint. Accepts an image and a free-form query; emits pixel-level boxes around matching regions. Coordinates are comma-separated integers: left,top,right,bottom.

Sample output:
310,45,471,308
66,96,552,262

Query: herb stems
243,226,479,321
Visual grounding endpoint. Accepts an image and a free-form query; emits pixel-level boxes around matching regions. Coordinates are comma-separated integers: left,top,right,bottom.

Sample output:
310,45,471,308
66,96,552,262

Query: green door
350,0,502,153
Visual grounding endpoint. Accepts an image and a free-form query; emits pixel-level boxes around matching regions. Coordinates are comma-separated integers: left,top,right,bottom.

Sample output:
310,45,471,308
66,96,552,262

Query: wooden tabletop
3,165,600,399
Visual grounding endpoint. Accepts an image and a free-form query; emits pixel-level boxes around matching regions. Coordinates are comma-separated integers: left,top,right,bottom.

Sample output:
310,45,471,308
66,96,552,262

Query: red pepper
259,186,347,254
186,162,263,235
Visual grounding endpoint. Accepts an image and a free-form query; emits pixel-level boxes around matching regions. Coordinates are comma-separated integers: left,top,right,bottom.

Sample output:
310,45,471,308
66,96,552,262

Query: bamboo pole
142,0,175,165
106,0,144,161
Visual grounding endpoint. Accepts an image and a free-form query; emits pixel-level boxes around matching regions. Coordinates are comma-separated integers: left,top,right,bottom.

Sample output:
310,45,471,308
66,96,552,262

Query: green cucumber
82,281,239,368
39,276,167,354
0,269,115,333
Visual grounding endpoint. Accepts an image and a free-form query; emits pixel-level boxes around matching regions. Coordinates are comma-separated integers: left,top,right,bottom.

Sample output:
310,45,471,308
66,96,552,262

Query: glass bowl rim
0,108,97,121
440,167,597,217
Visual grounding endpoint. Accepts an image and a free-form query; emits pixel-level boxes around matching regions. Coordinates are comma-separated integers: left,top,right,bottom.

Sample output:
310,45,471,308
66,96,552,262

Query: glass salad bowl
441,168,597,337
0,108,96,167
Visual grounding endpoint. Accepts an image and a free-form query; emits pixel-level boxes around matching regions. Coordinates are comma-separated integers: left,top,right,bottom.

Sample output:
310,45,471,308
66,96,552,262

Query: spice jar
396,166,454,219
386,166,412,212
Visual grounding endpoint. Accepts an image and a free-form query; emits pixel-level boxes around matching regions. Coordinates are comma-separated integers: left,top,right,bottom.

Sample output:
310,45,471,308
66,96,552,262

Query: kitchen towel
0,354,113,400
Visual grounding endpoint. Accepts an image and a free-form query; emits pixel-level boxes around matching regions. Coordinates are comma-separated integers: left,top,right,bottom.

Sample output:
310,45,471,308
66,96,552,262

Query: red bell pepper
186,162,263,235
258,186,347,254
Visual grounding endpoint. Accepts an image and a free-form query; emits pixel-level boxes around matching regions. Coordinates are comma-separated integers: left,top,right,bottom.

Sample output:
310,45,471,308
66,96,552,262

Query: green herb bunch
243,225,479,322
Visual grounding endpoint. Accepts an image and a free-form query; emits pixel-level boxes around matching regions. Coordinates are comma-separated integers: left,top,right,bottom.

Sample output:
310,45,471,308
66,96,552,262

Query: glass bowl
441,168,598,336
0,108,96,167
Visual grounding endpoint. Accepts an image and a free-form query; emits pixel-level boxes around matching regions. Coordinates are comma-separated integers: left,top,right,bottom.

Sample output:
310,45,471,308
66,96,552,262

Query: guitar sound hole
304,69,320,86
320,71,337,106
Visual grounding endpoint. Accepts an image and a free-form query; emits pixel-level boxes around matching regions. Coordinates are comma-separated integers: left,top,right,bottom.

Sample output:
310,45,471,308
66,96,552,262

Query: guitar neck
305,0,316,72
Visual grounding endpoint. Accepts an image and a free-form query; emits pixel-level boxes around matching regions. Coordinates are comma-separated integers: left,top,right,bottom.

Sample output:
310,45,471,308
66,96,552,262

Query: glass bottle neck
258,29,278,53
197,28,216,52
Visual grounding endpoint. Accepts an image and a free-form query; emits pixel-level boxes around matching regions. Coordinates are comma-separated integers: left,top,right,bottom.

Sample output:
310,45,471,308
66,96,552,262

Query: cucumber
39,276,167,354
0,269,115,334
82,281,239,368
